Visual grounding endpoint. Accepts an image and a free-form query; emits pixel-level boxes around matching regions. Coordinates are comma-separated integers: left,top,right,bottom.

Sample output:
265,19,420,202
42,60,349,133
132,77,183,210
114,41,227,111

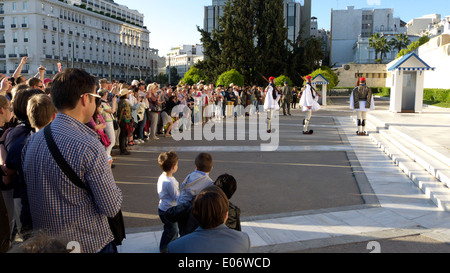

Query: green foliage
254,0,289,81
369,33,392,63
198,0,313,86
216,69,245,87
390,33,411,52
423,89,450,103
372,87,391,97
275,75,293,87
309,67,338,89
180,67,208,86
397,36,430,58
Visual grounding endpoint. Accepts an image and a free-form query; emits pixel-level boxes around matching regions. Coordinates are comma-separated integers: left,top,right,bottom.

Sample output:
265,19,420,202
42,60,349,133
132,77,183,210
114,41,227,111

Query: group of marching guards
264,76,374,135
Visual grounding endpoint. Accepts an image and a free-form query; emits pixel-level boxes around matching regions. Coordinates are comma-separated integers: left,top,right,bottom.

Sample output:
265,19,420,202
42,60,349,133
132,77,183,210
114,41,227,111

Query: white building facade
417,34,450,89
166,44,204,79
330,6,407,67
0,0,160,81
407,14,450,37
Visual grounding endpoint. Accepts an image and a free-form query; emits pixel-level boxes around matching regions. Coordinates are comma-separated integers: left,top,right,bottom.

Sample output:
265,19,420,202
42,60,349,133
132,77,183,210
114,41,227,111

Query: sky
116,0,450,56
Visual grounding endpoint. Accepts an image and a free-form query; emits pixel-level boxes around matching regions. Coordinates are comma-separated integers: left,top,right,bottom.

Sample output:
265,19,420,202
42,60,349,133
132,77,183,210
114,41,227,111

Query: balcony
11,24,17,28
8,54,18,58
21,24,28,28
0,54,6,58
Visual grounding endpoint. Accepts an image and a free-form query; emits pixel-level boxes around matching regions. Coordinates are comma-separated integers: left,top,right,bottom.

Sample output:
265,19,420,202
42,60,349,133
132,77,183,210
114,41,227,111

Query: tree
396,35,430,58
197,0,296,86
216,69,245,87
196,26,222,84
369,33,391,63
216,0,256,84
180,66,208,85
369,33,382,62
254,0,289,83
378,36,392,63
390,33,411,53
168,67,180,86
275,75,293,87
309,67,338,90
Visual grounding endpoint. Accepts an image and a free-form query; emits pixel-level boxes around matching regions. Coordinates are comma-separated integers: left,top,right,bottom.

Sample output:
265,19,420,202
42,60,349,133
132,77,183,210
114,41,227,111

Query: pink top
87,114,106,134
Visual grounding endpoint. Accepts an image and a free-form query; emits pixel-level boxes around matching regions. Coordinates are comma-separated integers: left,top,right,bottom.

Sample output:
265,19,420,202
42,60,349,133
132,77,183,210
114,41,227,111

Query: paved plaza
112,97,450,253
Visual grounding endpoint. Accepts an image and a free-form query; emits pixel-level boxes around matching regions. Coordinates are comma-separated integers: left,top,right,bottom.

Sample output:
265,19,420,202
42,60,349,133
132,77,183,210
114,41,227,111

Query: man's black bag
44,125,126,246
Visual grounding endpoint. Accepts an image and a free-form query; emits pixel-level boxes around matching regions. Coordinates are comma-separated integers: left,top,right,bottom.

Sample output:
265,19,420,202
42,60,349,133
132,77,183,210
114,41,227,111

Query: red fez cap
360,77,366,82
268,77,275,81
305,76,312,80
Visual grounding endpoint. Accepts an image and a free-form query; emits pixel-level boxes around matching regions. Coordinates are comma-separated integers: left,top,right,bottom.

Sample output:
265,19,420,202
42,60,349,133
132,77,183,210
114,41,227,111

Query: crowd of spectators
0,58,302,253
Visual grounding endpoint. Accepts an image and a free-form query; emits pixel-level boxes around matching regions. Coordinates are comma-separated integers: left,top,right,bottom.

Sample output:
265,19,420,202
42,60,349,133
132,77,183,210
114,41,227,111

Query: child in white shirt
157,151,180,253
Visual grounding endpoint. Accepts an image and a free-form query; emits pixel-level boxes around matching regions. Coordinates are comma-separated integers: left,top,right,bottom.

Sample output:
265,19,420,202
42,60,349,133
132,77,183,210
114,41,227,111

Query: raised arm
12,56,28,79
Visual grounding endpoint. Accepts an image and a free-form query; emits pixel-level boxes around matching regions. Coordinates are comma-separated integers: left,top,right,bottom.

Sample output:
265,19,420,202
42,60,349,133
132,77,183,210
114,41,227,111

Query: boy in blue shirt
177,153,214,206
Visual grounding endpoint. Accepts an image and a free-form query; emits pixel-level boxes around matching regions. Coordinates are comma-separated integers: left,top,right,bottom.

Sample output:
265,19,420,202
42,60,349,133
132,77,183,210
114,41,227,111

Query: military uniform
281,83,293,116
350,77,375,135
299,76,321,135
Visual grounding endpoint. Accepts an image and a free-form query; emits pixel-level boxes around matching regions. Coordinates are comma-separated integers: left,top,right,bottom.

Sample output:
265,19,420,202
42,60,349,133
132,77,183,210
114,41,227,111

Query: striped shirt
22,113,122,253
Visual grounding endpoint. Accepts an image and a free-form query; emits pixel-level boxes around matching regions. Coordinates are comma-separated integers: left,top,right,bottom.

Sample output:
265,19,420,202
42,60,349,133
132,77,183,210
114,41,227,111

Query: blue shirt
168,224,250,253
22,113,122,253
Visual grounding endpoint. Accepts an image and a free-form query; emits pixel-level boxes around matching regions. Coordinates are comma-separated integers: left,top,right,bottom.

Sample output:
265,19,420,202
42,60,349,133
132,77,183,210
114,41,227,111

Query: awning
388,52,435,71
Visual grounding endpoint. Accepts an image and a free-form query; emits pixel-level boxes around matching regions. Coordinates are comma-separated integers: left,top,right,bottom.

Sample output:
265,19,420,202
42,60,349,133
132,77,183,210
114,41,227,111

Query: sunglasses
81,93,102,103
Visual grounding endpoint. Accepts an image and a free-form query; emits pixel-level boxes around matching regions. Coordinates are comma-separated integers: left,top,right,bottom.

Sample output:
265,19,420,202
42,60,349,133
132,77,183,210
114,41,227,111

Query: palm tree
390,33,411,53
369,33,392,64
378,36,392,63
369,33,382,63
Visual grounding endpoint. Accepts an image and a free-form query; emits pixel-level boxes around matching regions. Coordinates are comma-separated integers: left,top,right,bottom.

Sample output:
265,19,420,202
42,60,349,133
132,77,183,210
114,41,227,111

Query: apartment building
330,6,407,67
166,44,204,79
0,0,160,81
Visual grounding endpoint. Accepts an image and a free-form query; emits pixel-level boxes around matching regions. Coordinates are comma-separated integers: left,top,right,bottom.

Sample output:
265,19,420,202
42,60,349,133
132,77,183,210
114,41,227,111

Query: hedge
423,89,450,103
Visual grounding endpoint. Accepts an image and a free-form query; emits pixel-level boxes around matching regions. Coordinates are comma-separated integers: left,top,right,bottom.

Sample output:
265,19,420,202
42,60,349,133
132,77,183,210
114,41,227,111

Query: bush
397,36,430,58
309,66,338,89
275,75,293,87
372,87,391,97
180,67,208,86
216,69,244,87
424,89,450,103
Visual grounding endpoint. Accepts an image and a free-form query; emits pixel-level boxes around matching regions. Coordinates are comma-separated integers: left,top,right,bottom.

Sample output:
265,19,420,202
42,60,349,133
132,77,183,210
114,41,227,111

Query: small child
177,153,214,206
214,174,241,231
157,151,180,253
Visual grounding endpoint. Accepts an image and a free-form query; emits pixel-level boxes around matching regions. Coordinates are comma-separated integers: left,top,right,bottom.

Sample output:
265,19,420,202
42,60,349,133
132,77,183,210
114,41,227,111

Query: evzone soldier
350,77,375,136
264,77,281,133
299,75,321,135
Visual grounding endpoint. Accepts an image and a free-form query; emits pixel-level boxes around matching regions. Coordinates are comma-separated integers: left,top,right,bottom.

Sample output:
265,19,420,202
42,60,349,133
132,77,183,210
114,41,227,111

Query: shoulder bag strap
43,125,93,196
